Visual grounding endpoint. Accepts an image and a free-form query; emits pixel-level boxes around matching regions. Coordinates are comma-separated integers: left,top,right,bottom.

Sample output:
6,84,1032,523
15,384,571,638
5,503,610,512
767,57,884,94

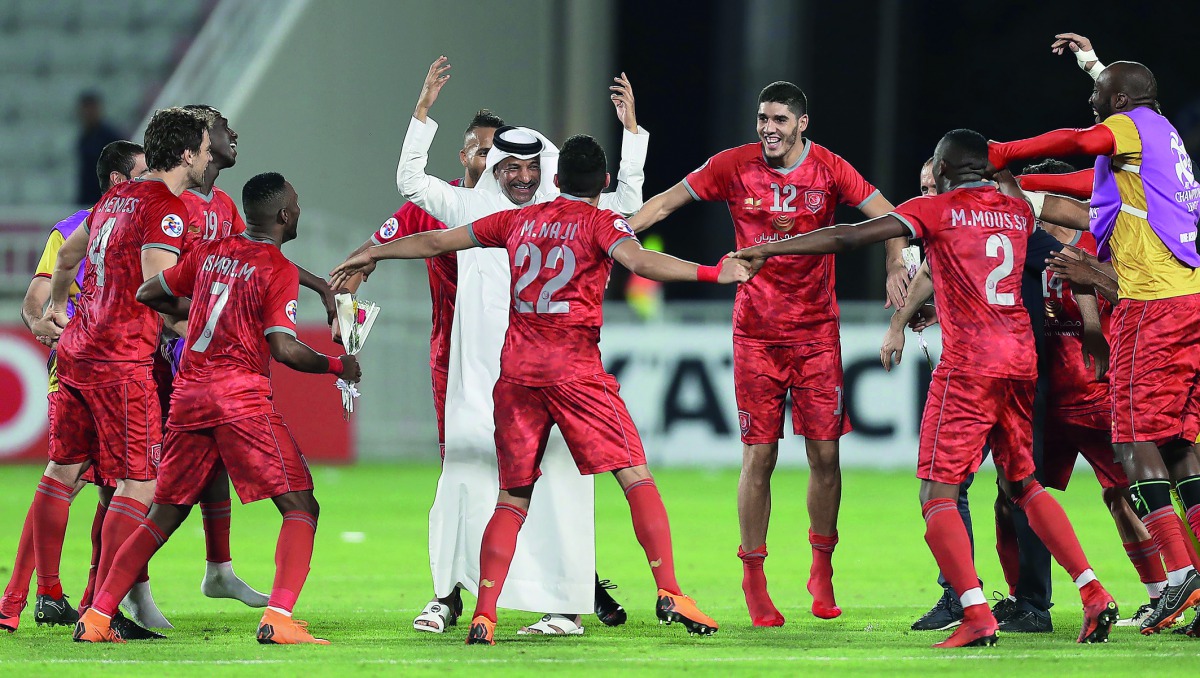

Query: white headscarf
474,126,560,205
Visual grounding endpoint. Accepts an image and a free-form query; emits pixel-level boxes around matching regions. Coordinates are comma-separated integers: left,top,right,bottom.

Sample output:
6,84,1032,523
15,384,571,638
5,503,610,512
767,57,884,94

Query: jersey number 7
191,281,231,353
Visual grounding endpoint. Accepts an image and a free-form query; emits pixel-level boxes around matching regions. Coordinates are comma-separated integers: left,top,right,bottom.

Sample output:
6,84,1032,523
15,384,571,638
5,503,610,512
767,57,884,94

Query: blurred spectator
76,92,123,205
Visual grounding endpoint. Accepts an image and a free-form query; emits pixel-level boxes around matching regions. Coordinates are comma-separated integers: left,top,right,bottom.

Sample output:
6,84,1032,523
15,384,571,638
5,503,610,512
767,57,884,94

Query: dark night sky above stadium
617,0,1200,302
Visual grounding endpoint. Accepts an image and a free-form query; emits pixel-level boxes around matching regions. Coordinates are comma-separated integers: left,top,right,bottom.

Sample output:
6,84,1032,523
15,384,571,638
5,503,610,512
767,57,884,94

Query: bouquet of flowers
334,293,379,418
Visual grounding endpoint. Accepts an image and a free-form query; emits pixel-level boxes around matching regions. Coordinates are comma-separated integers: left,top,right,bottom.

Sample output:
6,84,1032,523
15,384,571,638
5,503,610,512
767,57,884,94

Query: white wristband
1027,191,1046,219
1075,49,1106,80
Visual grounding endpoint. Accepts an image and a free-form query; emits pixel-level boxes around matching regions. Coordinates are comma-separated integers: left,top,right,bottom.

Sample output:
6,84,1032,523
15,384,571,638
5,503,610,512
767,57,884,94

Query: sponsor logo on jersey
804,190,826,214
613,218,635,236
379,217,399,240
742,197,763,210
772,214,795,233
161,214,185,237
286,300,297,324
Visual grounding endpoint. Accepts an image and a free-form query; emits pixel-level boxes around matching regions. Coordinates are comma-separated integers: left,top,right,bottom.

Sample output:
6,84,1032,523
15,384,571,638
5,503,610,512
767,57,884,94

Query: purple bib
1090,107,1200,267
51,209,90,318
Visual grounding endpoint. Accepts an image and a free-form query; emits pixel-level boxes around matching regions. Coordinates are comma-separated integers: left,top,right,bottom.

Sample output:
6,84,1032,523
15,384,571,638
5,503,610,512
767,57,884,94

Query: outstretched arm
329,226,476,288
297,267,339,326
610,240,749,284
1017,169,1094,199
989,125,1116,171
857,193,909,309
627,182,694,234
733,215,910,269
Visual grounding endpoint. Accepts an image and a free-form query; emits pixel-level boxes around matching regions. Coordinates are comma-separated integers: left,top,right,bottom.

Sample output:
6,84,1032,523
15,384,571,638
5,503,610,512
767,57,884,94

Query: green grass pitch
0,463,1197,676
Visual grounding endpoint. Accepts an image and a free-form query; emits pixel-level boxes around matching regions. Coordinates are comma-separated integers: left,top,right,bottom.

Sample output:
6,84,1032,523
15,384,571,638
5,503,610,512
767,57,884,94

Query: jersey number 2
513,243,576,314
190,282,231,353
985,233,1015,306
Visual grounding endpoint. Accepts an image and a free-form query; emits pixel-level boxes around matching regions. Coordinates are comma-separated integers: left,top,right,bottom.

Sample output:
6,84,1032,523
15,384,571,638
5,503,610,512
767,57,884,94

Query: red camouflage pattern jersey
180,186,246,253
371,179,462,371
1043,231,1111,415
890,184,1037,380
57,178,186,388
683,141,880,344
159,233,300,430
468,195,636,387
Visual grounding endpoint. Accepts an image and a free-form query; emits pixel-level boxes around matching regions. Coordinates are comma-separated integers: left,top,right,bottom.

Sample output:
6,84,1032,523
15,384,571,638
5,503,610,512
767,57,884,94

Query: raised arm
627,182,694,234
1017,169,1094,199
328,226,476,289
596,72,649,216
609,239,748,284
989,125,1116,171
1050,33,1105,79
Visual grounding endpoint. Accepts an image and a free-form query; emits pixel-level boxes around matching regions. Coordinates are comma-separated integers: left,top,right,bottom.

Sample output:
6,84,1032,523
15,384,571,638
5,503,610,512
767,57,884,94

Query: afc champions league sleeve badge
613,218,635,236
285,300,298,324
161,213,185,238
379,217,399,240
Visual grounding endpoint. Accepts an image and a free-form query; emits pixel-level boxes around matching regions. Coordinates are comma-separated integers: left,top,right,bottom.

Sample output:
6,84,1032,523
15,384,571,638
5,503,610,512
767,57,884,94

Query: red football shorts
917,369,1035,485
46,391,113,488
155,413,313,505
49,378,161,482
492,373,647,490
1109,294,1200,445
733,340,851,444
1042,409,1127,490
432,365,448,459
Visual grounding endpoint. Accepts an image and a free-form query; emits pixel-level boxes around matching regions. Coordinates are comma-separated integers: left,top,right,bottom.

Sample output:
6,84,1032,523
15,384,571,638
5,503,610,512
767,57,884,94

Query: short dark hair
95,140,143,191
465,109,504,137
939,128,989,165
143,107,209,172
1022,158,1076,175
557,135,607,198
242,172,288,219
758,81,808,118
183,103,222,128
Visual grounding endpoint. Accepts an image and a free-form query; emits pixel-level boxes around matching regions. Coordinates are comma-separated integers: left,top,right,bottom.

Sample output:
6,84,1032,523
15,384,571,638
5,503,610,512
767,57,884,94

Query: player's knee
743,443,779,473
1101,486,1127,515
148,504,190,536
804,441,839,474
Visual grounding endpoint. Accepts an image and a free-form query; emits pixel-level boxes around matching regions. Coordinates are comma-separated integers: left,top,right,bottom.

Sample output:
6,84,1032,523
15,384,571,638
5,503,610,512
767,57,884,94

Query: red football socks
267,511,318,614
31,476,73,598
739,544,784,626
1143,506,1195,572
624,479,681,596
808,529,840,618
1013,481,1091,581
1186,506,1200,570
995,513,1020,596
91,520,168,618
200,500,233,564
1123,538,1167,589
923,499,980,601
96,497,149,593
79,500,108,610
472,503,527,624
2,501,35,610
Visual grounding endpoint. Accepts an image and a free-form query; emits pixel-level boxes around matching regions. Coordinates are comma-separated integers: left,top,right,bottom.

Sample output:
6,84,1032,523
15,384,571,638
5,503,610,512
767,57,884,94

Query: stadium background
1,0,1198,468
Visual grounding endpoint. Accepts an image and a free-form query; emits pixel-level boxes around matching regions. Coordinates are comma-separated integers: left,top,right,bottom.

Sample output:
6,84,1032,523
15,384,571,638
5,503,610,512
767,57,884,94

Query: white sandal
517,613,585,635
413,599,458,633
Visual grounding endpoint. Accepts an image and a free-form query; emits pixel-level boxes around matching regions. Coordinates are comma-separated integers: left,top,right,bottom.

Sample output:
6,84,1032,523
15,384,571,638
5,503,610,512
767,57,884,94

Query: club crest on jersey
150,444,162,468
379,217,399,240
161,214,185,237
738,410,751,437
286,300,298,324
613,218,635,236
804,190,826,214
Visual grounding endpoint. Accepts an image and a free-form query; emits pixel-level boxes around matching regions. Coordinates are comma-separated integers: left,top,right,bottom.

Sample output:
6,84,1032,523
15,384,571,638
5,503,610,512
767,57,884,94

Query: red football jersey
891,184,1036,379
469,196,635,386
180,186,247,253
684,142,879,344
1044,231,1111,414
159,233,300,429
372,179,461,371
58,178,186,388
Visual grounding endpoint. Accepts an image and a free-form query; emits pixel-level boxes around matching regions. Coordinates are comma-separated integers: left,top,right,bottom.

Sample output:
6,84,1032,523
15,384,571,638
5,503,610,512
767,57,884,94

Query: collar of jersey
761,138,810,175
187,187,215,202
954,180,996,189
559,193,590,202
238,232,274,244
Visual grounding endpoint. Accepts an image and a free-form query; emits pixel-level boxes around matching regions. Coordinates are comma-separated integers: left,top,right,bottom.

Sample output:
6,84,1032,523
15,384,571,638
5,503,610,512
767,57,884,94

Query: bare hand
880,325,905,372
1051,32,1093,56
884,264,910,309
730,246,768,275
1081,326,1109,381
329,252,375,291
415,56,451,120
31,305,68,347
339,354,362,383
610,72,638,133
908,305,939,332
717,256,752,284
1045,247,1097,286
993,169,1023,197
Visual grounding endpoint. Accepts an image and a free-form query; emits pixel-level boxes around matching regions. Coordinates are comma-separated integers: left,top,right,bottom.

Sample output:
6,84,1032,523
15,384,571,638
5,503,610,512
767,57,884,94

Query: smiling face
207,115,238,167
757,102,806,165
183,130,212,189
493,155,541,205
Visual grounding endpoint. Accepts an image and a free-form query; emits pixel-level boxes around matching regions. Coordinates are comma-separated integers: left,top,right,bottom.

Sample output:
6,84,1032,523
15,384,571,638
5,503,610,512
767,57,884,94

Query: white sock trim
1074,568,1097,589
960,588,986,608
266,606,292,617
1167,567,1194,587
1146,581,1167,598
